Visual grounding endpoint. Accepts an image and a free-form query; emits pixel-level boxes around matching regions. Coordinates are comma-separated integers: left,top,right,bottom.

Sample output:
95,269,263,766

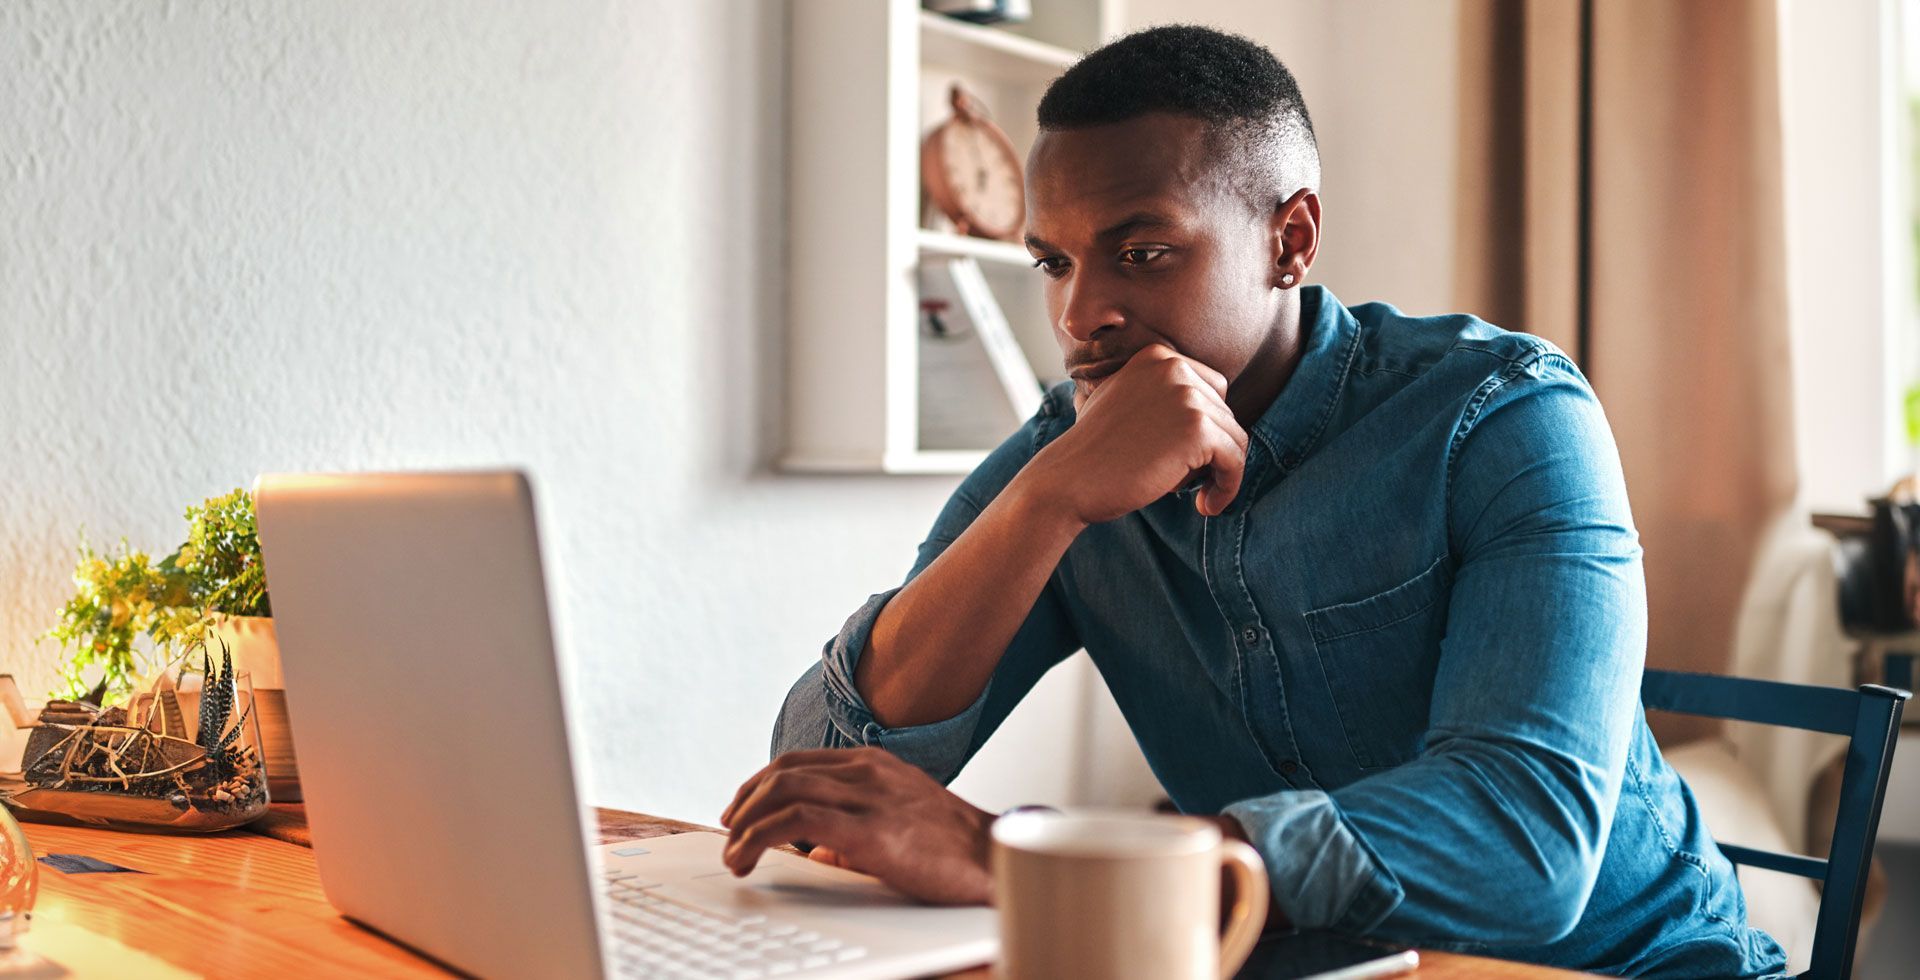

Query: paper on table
37,855,142,875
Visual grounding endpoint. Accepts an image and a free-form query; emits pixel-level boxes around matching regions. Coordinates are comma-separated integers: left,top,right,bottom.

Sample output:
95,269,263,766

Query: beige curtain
1455,0,1800,743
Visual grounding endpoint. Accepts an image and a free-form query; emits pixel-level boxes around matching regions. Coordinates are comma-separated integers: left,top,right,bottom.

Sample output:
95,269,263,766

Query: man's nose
1058,271,1125,343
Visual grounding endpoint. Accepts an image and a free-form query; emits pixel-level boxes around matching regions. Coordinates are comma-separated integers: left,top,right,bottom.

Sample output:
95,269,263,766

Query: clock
921,83,1026,241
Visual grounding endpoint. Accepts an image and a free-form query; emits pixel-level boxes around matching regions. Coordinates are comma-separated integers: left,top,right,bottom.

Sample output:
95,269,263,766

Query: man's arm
853,469,1085,727
763,399,1086,784
727,346,1250,903
1221,353,1644,945
857,345,1250,727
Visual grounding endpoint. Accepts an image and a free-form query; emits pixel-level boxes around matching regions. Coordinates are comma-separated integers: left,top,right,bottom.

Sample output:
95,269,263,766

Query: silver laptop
254,470,997,980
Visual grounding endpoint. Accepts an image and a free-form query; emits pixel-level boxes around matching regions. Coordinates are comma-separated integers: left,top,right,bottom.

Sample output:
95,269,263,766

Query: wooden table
11,804,1587,978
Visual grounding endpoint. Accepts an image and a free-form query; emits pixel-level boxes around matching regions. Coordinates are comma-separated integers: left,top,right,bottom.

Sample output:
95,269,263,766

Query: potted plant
44,543,195,704
40,488,301,801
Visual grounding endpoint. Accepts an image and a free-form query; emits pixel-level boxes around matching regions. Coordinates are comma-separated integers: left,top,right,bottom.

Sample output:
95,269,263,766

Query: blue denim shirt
773,286,1787,977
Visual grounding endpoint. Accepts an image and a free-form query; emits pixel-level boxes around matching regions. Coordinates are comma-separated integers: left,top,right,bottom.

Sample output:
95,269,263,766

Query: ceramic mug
990,810,1269,980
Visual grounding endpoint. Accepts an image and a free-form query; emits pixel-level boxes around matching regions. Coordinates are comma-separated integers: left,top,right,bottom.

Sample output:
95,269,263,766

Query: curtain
1455,0,1800,744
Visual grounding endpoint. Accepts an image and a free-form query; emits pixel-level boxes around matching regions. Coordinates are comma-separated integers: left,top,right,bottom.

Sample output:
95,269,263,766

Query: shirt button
1279,760,1300,775
1240,626,1260,646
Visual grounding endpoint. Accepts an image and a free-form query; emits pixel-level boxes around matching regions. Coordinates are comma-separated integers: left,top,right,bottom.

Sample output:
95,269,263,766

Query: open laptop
254,470,997,979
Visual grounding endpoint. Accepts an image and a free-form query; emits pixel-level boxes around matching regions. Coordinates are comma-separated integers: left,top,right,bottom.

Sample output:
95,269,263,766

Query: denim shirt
772,286,1787,978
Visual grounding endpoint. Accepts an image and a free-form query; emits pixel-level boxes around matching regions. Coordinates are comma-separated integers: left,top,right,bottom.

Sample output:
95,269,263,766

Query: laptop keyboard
602,873,869,979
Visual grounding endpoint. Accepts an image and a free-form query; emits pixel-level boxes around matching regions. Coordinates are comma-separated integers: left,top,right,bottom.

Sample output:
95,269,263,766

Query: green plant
175,489,271,620
1907,382,1920,451
195,641,251,781
43,489,271,704
43,541,194,705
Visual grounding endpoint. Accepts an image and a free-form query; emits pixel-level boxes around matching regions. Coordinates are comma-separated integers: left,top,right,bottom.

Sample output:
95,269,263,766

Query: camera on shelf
1828,501,1916,634
1825,489,1920,635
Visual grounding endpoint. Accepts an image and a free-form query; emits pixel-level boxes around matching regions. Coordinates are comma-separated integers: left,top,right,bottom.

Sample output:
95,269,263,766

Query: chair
1640,662,1911,980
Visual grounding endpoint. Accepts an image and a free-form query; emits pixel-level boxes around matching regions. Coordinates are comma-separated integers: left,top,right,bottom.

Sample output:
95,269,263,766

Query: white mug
990,810,1269,980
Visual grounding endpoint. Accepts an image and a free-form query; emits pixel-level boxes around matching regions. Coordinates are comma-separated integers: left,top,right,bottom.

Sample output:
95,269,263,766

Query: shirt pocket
1304,556,1451,770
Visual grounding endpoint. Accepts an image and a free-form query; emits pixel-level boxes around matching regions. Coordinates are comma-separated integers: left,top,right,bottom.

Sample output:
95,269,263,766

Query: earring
1280,273,1296,287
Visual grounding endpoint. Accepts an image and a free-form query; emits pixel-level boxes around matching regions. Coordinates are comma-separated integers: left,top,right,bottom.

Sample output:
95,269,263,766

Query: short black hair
1036,25,1320,210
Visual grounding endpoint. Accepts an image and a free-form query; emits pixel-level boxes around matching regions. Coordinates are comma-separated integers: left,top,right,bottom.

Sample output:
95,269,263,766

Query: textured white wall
0,0,1100,824
17,0,1885,833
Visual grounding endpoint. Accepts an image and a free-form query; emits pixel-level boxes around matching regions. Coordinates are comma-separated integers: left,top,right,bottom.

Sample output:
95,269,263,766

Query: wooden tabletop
11,804,1587,978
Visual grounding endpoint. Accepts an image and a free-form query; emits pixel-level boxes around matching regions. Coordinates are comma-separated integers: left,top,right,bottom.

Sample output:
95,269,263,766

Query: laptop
254,470,998,979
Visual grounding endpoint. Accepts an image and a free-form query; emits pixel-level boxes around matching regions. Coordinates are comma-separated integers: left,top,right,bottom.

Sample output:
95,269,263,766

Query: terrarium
0,644,267,833
0,804,35,957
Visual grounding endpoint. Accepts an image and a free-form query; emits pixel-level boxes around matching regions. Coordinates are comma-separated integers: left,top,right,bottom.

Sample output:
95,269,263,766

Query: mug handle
1217,840,1269,979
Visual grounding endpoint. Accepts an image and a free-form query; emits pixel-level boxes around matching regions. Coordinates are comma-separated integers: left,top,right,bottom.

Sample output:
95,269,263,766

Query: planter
203,616,301,803
2,670,269,833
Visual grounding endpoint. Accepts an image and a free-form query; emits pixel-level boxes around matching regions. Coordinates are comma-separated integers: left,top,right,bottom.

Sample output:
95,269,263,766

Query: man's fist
1031,345,1250,522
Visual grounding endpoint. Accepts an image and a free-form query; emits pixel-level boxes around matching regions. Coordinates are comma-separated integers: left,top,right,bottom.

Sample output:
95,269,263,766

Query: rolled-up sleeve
1226,353,1645,946
772,389,1083,784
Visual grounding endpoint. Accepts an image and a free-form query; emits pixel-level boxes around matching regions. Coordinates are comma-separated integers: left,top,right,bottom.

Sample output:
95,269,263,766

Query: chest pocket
1304,557,1451,770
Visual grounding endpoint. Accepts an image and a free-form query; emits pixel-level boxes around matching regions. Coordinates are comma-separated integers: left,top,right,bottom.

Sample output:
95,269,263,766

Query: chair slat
1808,686,1907,980
1640,670,1858,735
1716,843,1826,880
1643,667,1910,980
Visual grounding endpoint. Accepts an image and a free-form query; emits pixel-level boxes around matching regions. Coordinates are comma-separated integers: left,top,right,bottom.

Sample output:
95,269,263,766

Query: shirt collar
1248,284,1360,470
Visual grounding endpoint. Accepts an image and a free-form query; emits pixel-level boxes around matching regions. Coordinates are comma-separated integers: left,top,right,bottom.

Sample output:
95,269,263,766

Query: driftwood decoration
1,637,268,832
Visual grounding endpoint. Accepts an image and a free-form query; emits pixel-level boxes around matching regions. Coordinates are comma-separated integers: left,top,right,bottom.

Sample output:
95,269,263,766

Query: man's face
1024,113,1283,408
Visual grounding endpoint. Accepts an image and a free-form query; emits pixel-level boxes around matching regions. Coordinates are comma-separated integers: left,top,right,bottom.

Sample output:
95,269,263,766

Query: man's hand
1029,344,1250,521
719,747,996,906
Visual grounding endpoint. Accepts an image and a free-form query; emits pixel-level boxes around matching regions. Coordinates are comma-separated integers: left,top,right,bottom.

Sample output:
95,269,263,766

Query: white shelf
916,228,1035,267
783,0,1107,476
919,12,1079,83
783,448,990,476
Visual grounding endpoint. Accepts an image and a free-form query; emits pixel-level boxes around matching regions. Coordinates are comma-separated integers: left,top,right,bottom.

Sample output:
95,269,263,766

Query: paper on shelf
916,258,1042,451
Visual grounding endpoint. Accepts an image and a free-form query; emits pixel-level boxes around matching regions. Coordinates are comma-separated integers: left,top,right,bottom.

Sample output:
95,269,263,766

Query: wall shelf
916,227,1034,267
919,11,1079,82
783,0,1112,475
783,447,991,476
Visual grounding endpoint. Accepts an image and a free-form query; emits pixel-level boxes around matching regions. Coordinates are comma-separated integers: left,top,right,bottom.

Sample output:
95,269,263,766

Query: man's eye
1031,256,1069,277
1120,247,1167,265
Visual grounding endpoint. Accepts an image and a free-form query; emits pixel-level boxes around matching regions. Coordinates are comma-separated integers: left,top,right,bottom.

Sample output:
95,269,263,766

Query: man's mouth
1067,359,1127,385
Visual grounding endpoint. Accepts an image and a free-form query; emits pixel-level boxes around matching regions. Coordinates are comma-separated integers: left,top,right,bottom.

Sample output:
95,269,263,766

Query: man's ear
1269,189,1320,289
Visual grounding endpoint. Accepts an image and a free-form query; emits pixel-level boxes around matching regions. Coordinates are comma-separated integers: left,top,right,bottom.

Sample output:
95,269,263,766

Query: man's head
1025,25,1323,414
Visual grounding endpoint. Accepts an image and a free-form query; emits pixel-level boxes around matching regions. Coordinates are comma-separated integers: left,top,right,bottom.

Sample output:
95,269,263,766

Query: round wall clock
921,84,1026,241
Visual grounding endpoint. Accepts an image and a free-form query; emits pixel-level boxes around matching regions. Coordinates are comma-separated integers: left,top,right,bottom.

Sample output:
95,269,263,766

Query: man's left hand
720,747,996,906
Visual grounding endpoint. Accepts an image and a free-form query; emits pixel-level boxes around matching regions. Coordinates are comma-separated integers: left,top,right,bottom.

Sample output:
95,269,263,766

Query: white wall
0,0,1093,825
4,0,1896,829
1781,0,1907,513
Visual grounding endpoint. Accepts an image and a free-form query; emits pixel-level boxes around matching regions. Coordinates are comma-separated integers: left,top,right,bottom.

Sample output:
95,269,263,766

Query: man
722,25,1786,978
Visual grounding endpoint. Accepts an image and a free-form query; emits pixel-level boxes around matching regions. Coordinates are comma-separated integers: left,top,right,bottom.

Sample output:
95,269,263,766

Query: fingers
1124,344,1229,399
808,845,855,870
1195,420,1249,517
1125,343,1181,368
1101,346,1248,517
1157,354,1247,512
1183,384,1248,454
723,802,857,876
1167,364,1246,518
721,748,896,876
725,769,871,848
1171,353,1232,402
721,748,868,826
